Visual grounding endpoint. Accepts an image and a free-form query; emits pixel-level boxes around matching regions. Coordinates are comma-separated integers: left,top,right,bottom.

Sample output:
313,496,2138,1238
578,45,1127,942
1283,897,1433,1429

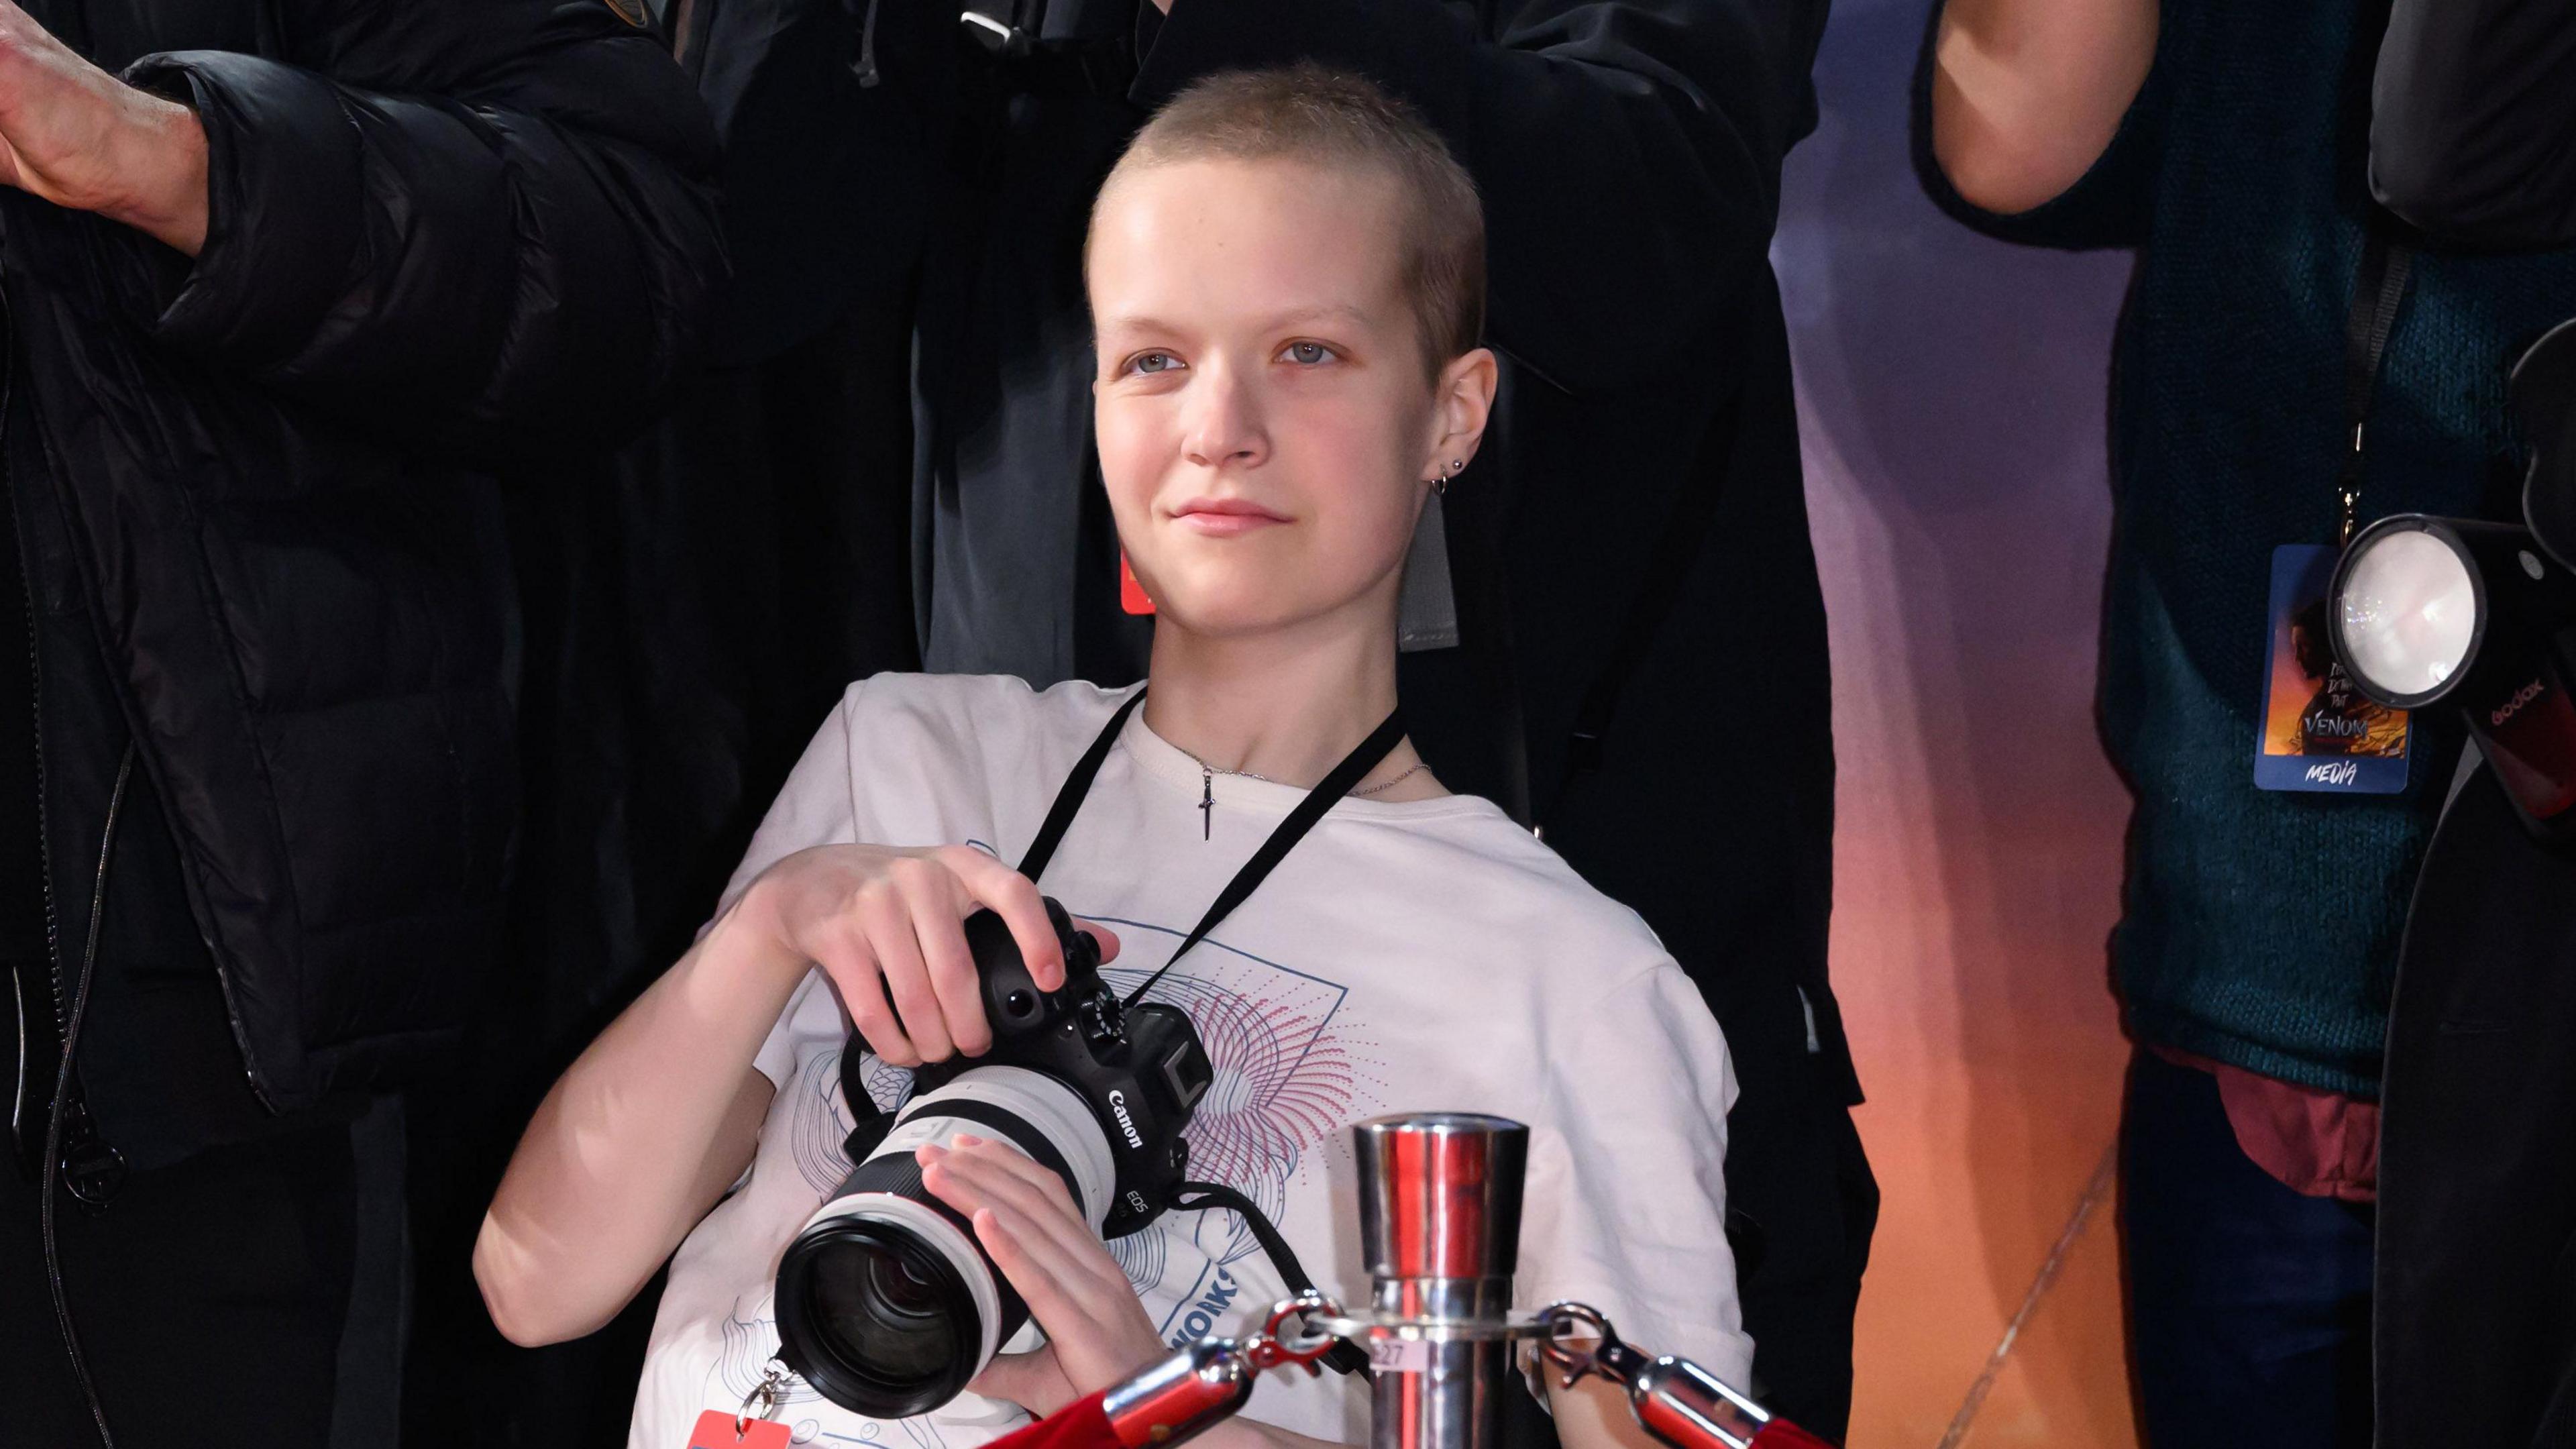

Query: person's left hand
0,2,208,254
918,1134,1169,1416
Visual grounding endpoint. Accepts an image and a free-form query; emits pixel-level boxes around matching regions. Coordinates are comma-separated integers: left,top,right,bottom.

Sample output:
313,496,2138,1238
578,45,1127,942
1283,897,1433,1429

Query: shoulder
1368,807,1715,1055
1403,810,1674,972
830,672,1136,760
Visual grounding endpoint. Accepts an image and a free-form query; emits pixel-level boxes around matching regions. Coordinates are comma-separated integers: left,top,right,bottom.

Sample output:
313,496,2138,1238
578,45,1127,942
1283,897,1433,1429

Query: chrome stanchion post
1353,1113,1529,1449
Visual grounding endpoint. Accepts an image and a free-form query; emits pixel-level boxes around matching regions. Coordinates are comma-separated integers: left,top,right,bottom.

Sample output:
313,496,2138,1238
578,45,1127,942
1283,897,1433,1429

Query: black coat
2369,0,2576,1440
4,0,722,1155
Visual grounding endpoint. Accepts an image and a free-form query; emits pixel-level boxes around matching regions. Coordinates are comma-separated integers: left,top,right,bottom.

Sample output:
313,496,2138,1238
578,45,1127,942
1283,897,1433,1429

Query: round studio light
2333,522,2483,706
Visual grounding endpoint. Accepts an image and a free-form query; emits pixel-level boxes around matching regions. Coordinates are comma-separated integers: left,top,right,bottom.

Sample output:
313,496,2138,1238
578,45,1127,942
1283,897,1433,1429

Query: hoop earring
1432,458,1464,497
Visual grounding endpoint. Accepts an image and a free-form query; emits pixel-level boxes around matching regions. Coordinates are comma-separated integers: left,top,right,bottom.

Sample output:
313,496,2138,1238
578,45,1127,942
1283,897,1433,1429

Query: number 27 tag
689,1410,792,1449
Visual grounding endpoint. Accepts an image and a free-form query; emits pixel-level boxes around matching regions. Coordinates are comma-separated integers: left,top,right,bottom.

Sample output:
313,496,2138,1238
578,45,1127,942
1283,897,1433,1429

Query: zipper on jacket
0,292,276,1125
44,743,132,1449
0,285,67,1100
4,279,121,1446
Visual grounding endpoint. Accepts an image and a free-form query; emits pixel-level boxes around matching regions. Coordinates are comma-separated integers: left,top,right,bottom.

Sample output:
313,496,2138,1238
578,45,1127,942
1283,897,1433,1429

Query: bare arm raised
1929,0,2159,215
473,842,1116,1347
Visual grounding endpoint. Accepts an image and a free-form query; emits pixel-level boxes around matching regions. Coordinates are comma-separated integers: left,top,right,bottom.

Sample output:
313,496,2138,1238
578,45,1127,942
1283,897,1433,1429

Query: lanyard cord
1167,1178,1377,1377
1014,690,1403,1381
2341,233,2418,547
1017,688,1407,1008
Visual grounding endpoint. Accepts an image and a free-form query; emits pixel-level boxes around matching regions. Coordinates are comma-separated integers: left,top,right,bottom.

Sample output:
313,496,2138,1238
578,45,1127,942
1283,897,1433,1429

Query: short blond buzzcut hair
1094,64,1487,373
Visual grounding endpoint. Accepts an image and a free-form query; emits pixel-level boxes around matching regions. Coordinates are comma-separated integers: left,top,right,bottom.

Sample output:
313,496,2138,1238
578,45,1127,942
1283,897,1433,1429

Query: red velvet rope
981,1391,1124,1449
963,1380,1837,1449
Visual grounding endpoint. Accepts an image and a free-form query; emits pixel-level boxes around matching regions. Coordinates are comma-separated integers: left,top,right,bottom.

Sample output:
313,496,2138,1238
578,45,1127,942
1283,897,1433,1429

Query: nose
1179,356,1269,473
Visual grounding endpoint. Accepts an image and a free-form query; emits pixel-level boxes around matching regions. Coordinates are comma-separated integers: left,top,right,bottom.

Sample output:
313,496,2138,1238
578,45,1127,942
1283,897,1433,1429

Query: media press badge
2255,544,2410,792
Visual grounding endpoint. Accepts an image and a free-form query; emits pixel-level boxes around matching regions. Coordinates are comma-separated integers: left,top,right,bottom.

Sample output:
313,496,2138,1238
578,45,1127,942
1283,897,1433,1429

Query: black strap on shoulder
1018,688,1151,882
2339,233,2417,545
1167,1179,1374,1377
1117,707,1405,1008
1016,686,1403,1007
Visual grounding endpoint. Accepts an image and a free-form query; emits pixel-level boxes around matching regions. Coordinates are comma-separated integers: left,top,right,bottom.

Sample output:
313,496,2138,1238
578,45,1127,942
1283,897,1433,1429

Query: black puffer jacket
6,0,720,1131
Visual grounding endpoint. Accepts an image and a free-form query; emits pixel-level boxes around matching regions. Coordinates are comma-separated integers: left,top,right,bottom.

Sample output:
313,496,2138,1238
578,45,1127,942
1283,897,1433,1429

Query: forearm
1931,0,2158,214
1194,1414,1342,1449
474,908,800,1345
83,92,206,254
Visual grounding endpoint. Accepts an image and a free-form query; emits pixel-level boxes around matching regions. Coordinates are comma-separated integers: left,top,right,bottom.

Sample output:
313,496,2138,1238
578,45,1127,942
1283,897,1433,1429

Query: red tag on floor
1119,551,1155,615
688,1409,792,1449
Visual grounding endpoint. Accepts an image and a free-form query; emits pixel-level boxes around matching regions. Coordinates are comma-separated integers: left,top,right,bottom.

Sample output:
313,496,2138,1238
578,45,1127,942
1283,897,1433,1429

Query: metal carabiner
1247,1290,1344,1376
737,1362,791,1438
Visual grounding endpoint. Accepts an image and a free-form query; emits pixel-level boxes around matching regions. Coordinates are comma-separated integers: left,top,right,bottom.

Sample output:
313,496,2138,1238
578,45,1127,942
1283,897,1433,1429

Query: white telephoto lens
876,1067,1120,1227
777,1066,1123,1417
2339,529,2480,699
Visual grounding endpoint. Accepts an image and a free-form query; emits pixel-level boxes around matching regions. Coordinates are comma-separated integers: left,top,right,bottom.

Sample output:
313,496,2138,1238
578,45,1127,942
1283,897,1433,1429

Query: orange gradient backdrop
1773,2,2145,1444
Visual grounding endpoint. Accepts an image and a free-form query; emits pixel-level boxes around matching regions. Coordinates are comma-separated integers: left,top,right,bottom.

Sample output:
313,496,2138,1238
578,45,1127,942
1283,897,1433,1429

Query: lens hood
776,1201,1022,1419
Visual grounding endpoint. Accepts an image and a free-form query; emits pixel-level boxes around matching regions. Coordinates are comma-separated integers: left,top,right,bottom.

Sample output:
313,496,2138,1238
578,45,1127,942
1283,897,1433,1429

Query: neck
1142,604,1408,788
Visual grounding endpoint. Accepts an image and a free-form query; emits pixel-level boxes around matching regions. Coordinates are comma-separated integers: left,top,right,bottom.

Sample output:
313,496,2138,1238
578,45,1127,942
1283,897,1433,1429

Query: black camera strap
2339,233,2417,546
1018,687,1408,1008
992,686,1401,1379
1167,1178,1377,1377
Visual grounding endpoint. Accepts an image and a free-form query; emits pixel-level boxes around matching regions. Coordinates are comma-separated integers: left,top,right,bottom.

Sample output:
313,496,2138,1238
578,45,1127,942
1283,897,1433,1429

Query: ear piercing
1432,459,1464,496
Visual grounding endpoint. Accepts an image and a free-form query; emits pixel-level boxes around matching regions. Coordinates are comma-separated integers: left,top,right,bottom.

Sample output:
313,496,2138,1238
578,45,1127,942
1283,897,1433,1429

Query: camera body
855,899,1213,1234
776,897,1213,1417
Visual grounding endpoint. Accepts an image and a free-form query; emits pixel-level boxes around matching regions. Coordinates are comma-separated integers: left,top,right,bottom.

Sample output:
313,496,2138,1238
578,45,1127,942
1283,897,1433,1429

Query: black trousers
0,1122,357,1448
2121,1051,2374,1449
1723,1059,1876,1442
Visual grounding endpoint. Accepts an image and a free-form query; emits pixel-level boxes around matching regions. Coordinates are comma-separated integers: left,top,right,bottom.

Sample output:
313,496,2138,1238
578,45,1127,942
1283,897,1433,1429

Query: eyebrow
1097,303,1376,335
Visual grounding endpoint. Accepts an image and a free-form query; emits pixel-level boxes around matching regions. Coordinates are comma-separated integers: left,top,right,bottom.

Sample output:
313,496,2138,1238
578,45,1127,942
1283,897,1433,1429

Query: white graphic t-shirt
629,675,1749,1449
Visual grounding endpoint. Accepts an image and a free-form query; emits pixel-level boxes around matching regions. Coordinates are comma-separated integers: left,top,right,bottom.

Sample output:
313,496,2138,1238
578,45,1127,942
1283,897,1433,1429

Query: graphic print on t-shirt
784,1044,916,1199
1081,914,1386,1313
714,1310,828,1419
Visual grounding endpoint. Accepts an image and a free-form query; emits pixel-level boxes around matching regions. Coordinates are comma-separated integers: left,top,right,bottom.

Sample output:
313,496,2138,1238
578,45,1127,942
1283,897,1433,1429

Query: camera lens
869,1251,943,1316
803,1228,968,1388
775,1067,1120,1417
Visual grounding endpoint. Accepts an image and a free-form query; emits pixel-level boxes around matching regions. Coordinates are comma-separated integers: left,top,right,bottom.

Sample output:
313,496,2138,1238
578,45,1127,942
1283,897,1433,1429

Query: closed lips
1173,498,1290,534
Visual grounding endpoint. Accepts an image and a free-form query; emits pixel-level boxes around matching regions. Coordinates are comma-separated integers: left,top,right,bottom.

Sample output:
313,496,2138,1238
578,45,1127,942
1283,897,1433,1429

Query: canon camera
774,898,1214,1417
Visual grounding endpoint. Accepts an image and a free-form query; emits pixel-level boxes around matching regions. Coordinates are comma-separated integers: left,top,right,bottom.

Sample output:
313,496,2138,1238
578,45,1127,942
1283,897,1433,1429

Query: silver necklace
1185,753,1432,838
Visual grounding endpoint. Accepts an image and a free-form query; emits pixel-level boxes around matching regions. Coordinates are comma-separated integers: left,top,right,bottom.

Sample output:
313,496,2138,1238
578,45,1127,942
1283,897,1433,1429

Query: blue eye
1128,352,1183,375
1281,341,1334,366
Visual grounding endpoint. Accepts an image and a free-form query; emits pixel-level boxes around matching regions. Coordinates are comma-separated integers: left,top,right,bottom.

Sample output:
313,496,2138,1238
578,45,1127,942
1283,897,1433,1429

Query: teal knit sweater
1918,0,2576,1095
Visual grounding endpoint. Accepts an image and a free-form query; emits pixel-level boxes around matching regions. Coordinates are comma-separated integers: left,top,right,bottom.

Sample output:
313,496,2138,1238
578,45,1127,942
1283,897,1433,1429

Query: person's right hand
727,845,1121,1067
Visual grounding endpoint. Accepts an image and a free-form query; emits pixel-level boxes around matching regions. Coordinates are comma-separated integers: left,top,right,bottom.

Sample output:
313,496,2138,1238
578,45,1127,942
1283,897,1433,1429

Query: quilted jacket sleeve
123,1,724,458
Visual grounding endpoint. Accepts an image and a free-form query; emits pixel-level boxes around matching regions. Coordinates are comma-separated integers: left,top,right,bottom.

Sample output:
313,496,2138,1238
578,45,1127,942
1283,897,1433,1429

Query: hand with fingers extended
918,1134,1169,1417
726,844,1122,1067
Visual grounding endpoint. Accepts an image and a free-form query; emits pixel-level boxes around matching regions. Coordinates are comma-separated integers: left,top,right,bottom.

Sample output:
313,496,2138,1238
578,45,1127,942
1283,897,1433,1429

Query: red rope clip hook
979,1293,1348,1449
1538,1302,1836,1449
1244,1291,1344,1376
